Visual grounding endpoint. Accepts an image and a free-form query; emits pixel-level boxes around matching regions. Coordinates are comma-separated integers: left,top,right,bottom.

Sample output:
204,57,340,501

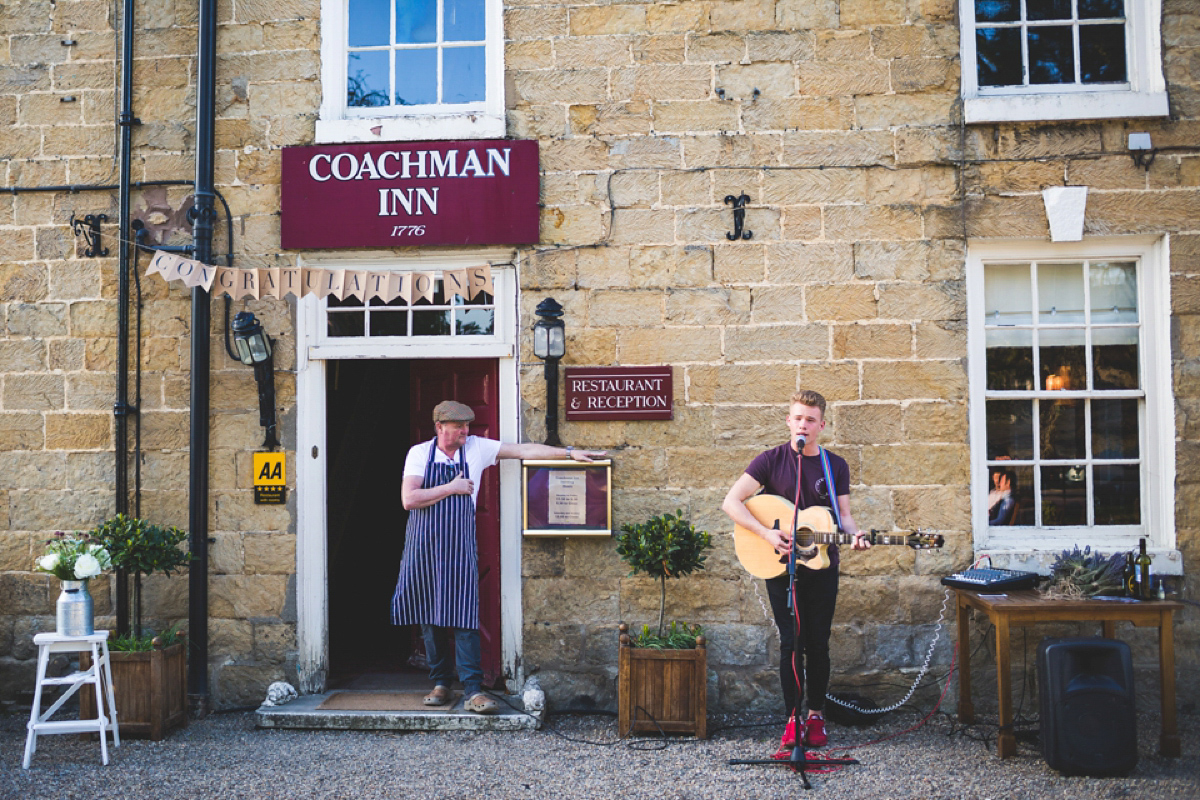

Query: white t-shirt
402,436,502,505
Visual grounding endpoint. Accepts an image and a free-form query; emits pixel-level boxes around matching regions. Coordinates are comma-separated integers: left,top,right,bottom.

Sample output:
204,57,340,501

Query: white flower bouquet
35,531,113,581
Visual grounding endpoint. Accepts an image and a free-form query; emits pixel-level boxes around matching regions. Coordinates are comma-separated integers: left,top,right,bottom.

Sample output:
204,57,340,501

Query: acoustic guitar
733,494,945,578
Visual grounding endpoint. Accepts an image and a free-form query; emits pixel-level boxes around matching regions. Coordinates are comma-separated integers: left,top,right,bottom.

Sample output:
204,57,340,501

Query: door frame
293,254,523,694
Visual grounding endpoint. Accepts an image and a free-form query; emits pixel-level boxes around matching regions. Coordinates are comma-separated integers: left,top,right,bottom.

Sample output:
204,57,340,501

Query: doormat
316,691,460,712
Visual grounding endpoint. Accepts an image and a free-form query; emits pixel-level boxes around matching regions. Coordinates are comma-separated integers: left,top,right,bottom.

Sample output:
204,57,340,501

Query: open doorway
324,358,502,686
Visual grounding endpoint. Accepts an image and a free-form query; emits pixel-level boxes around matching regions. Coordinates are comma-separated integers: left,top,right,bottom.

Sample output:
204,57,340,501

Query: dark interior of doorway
325,359,419,683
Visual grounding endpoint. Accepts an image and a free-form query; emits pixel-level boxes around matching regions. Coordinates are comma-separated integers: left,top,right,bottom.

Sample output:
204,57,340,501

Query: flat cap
433,400,475,423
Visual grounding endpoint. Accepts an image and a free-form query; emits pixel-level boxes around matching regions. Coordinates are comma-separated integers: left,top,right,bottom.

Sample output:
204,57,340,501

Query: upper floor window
959,0,1168,123
967,238,1176,569
318,0,505,143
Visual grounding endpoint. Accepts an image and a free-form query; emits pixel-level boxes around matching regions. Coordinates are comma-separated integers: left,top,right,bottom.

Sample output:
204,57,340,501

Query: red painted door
408,359,502,685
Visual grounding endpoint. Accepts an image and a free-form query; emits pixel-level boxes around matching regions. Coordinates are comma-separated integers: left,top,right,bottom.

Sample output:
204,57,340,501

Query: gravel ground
1,705,1197,800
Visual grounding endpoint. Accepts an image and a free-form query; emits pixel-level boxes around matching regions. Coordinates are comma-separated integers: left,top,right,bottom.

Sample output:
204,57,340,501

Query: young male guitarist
721,390,870,748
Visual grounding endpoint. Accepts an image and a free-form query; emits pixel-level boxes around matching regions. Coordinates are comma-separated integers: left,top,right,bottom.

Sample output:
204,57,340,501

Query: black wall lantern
532,297,566,446
230,311,280,449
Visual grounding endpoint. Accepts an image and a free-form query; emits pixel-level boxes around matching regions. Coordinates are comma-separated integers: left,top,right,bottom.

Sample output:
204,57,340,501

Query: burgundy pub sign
280,139,540,249
565,367,673,422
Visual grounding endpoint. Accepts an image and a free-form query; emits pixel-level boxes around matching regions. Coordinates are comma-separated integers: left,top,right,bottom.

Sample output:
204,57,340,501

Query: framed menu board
522,459,612,537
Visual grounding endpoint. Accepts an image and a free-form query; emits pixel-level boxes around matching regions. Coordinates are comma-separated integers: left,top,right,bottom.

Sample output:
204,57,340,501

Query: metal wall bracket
70,213,109,257
724,193,752,240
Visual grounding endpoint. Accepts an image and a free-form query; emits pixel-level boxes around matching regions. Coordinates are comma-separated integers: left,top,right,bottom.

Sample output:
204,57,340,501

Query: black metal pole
188,0,218,717
254,354,280,449
113,0,139,638
544,356,561,446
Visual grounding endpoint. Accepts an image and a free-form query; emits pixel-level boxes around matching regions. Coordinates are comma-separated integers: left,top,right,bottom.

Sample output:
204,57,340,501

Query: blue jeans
421,624,483,697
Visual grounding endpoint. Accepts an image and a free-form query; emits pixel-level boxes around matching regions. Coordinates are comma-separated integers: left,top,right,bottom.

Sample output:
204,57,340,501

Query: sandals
463,692,498,714
423,685,451,706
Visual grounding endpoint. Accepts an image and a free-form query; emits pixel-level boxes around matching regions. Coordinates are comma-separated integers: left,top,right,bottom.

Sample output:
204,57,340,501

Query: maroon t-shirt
745,442,851,568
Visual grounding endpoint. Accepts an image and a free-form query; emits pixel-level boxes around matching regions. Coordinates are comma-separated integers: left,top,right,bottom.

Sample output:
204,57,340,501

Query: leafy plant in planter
614,510,712,739
80,515,191,740
615,510,712,640
89,514,191,639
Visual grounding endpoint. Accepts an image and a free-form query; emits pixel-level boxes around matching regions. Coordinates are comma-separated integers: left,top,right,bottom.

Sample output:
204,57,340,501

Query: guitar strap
818,447,844,532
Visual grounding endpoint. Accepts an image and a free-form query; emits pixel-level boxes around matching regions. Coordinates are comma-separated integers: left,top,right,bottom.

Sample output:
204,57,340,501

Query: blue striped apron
390,438,479,630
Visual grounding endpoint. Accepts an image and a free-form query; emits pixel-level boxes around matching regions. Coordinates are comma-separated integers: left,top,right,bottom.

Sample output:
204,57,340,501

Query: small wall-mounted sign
253,452,287,505
522,459,612,537
564,366,673,421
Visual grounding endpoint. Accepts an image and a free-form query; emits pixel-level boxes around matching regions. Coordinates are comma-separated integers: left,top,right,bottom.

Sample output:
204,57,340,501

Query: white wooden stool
23,631,120,769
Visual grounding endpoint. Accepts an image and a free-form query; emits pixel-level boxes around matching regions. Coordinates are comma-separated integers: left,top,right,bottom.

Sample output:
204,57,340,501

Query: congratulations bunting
145,250,493,303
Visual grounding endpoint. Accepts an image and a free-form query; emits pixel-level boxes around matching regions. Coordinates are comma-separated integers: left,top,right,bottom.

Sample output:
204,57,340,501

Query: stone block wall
2,0,1198,714
512,0,1200,713
0,0,314,706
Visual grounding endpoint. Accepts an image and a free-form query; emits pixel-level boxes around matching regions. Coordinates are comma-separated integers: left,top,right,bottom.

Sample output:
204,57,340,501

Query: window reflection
1094,464,1140,525
1041,465,1087,526
986,399,1033,460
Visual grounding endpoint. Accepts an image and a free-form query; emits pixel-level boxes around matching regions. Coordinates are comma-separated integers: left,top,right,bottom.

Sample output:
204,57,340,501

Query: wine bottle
1134,538,1152,600
1123,551,1135,597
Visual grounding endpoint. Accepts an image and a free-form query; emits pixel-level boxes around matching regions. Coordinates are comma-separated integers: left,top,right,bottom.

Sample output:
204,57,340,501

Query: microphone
796,434,806,450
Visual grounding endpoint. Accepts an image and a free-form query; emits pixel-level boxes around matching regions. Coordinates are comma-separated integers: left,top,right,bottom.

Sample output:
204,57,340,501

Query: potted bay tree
614,509,712,738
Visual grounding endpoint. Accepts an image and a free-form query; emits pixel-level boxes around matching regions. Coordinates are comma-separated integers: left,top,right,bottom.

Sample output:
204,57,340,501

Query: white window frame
299,252,516,360
959,0,1168,124
317,0,506,143
966,236,1179,574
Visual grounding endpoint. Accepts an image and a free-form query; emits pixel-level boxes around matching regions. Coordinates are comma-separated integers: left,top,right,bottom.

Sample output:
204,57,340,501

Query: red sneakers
780,714,804,749
803,713,827,747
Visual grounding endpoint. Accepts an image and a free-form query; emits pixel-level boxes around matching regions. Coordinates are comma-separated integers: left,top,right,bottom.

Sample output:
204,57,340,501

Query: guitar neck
795,531,920,546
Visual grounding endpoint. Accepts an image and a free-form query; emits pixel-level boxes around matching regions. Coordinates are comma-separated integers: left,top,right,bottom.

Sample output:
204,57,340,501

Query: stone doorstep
254,692,543,732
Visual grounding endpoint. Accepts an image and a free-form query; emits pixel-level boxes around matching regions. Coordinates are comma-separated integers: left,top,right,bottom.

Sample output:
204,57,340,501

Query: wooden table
953,588,1182,759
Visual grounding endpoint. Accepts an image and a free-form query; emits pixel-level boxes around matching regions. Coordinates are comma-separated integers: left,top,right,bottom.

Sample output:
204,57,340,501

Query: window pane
1079,0,1124,19
1089,262,1137,323
347,51,390,108
349,0,390,47
1041,398,1085,459
396,0,437,44
1093,464,1140,525
977,28,1024,87
369,309,409,336
987,464,1031,526
456,307,494,335
987,399,1034,460
413,309,451,335
975,0,1019,23
1027,0,1072,21
328,311,365,337
985,263,1032,324
1092,399,1138,458
444,0,485,41
1040,332,1085,392
443,46,485,104
328,294,365,308
1039,262,1084,324
1080,24,1127,83
1092,330,1138,390
1028,26,1076,84
1041,465,1087,525
395,49,437,105
987,328,1034,390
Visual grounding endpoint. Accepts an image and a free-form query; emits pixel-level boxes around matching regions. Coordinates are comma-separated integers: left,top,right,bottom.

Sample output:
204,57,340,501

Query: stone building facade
2,0,1197,713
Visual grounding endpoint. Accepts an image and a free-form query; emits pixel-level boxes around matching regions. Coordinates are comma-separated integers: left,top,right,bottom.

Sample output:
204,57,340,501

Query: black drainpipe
188,0,218,716
113,0,138,637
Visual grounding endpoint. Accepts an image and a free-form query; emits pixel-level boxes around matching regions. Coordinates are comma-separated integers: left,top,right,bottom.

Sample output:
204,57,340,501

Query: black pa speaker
1037,637,1137,776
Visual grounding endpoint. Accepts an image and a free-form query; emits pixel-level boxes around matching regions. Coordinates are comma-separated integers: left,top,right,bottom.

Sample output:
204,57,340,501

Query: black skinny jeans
766,566,839,717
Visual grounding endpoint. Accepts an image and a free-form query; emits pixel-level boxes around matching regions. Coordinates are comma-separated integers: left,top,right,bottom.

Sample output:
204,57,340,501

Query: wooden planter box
81,637,188,741
617,624,707,739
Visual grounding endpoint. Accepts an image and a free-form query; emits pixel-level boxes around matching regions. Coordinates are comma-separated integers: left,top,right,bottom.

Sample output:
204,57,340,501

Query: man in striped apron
392,400,605,714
